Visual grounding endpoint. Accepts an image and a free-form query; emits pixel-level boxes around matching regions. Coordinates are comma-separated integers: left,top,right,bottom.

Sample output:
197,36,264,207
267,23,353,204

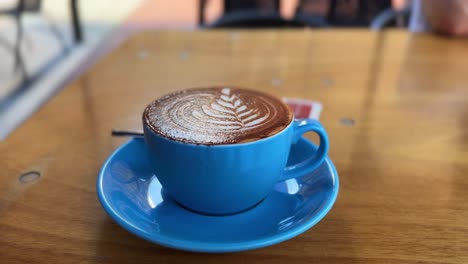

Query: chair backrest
201,0,326,28
22,0,41,12
200,0,394,28
224,0,280,13
294,0,393,27
0,0,40,15
326,0,391,27
207,10,290,28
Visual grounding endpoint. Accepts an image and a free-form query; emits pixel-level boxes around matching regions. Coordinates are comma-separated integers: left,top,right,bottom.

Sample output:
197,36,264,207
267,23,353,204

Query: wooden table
1,30,468,264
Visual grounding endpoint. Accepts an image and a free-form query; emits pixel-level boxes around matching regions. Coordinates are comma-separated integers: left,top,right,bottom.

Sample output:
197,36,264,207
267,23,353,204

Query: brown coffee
143,87,293,145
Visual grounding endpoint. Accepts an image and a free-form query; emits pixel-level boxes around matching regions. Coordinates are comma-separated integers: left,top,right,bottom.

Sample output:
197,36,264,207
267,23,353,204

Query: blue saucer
97,137,339,253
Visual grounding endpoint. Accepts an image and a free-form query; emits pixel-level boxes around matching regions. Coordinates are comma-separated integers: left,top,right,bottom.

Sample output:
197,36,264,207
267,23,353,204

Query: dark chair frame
199,0,327,28
0,0,83,111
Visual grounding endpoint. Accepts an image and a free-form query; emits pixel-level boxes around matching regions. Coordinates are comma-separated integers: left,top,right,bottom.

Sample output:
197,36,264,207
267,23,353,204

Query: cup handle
279,119,329,182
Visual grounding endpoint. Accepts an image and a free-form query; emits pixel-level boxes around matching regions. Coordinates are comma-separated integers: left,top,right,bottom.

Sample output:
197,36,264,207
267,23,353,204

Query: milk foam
144,87,292,145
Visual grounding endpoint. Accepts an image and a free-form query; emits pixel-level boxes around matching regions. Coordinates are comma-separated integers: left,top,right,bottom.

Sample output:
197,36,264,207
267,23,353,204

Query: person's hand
423,0,468,36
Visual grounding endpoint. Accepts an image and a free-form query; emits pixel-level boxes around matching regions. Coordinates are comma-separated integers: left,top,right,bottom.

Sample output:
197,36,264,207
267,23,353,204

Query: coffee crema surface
143,87,293,145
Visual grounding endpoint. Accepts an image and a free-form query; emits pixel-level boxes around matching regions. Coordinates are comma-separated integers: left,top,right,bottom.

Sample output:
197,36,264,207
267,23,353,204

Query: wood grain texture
1,30,468,264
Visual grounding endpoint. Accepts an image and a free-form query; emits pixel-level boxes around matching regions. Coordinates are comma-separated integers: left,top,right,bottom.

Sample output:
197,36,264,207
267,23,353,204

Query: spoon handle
111,130,144,137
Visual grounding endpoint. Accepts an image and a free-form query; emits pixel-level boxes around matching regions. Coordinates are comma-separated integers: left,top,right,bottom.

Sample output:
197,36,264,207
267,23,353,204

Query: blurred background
0,0,457,139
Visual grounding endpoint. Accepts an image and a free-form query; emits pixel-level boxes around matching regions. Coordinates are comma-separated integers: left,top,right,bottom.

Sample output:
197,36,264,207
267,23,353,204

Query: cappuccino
143,87,293,145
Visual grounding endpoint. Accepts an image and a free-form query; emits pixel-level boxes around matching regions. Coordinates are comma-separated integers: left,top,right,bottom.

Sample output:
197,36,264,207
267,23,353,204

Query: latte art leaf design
192,88,270,130
145,87,292,145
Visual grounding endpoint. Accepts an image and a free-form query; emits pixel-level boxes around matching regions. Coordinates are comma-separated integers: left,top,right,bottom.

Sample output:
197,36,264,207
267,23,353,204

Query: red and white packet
282,98,322,120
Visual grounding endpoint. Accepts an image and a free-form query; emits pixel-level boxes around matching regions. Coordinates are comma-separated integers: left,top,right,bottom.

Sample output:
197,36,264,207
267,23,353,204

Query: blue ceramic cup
143,117,328,215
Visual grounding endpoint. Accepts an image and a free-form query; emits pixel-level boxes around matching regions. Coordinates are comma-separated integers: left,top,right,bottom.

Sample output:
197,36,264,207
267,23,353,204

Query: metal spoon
111,129,144,137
